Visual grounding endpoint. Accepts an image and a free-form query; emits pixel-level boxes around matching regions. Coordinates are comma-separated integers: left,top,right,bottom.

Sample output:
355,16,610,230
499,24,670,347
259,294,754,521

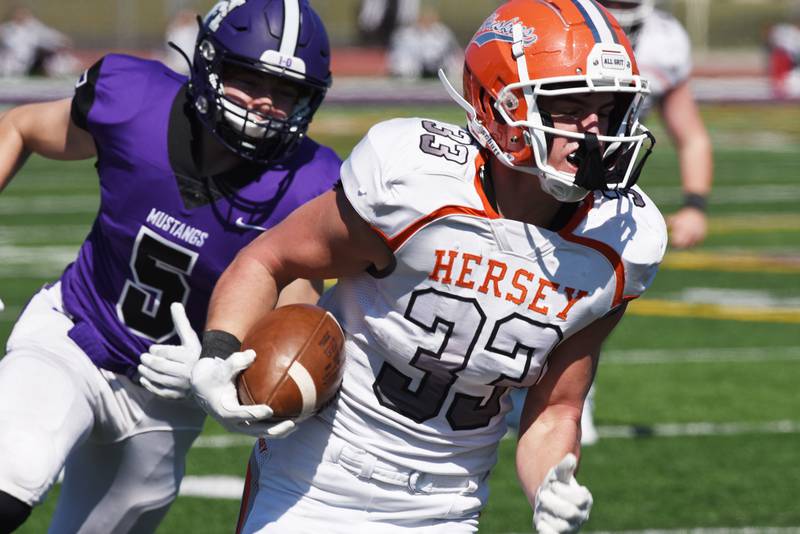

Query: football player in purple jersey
0,1,340,532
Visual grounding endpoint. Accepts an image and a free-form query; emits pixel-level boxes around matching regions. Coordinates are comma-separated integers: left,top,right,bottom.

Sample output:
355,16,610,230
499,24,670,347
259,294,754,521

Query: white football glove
138,302,201,400
0,297,4,312
533,453,593,534
190,349,297,438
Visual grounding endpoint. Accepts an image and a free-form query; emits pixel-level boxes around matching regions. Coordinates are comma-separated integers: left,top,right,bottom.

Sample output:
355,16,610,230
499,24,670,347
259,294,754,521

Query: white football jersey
634,9,692,116
319,118,667,477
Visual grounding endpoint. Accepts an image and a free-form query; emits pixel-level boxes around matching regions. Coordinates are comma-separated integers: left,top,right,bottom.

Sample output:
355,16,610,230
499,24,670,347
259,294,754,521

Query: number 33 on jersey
320,118,666,473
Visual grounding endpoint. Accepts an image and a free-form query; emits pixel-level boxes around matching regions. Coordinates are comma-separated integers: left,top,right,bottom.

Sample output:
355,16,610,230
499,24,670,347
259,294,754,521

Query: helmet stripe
570,0,619,44
279,0,301,58
592,1,624,43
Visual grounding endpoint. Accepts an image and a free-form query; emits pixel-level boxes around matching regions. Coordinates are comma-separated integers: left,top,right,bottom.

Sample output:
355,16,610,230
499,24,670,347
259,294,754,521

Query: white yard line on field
0,195,97,215
0,225,89,245
179,475,246,499
598,420,800,439
193,419,800,453
193,434,255,448
601,346,800,365
1,184,800,219
0,245,78,278
645,184,800,205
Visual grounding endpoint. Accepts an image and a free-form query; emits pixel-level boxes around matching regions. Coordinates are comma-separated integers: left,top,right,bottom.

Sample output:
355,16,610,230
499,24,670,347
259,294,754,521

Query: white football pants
237,416,487,534
0,282,206,533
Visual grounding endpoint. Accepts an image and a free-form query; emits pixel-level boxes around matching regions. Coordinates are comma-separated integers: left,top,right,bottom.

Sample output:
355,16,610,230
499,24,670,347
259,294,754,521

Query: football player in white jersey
153,1,667,532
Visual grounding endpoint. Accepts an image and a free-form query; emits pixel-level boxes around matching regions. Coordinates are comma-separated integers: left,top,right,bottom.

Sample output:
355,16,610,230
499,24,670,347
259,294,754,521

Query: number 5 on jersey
117,227,198,342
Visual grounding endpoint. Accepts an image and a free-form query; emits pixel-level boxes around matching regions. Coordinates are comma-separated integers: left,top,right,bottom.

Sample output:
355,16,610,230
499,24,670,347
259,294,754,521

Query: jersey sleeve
71,58,103,132
339,118,482,241
69,54,182,139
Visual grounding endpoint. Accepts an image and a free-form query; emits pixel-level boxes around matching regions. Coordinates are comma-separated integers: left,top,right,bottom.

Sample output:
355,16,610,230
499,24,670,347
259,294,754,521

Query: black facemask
572,131,656,191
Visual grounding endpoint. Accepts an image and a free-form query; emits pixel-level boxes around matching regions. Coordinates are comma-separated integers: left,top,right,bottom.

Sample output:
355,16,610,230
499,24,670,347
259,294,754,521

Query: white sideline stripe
179,475,244,500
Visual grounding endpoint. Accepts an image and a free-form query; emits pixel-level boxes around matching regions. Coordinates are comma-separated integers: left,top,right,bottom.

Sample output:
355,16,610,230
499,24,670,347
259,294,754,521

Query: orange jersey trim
373,157,500,252
472,152,500,218
559,195,626,308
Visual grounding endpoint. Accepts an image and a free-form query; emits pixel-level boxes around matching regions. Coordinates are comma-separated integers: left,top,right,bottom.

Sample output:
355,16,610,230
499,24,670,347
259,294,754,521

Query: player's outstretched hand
138,302,201,400
0,297,4,312
667,207,707,249
191,350,297,438
533,453,593,533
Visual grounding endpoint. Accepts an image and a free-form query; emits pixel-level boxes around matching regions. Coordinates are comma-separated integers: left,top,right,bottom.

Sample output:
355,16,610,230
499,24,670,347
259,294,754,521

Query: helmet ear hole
480,89,505,125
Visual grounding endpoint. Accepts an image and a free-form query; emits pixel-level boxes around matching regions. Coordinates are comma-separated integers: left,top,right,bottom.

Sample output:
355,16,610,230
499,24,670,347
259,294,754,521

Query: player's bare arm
275,278,325,307
206,187,392,339
0,98,96,192
661,81,713,248
516,304,626,526
188,187,390,437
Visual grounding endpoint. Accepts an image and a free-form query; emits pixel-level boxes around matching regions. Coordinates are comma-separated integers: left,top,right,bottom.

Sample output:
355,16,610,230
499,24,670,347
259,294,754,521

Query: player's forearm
0,109,32,193
206,254,282,341
516,406,581,506
678,130,713,197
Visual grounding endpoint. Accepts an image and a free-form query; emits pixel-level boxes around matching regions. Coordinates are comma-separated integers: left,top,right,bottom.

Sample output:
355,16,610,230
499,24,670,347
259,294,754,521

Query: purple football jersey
60,54,341,377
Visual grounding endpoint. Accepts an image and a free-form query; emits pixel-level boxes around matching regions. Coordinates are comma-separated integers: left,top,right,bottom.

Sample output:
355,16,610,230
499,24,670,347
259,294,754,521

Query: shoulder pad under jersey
340,117,488,240
564,187,667,300
71,54,184,133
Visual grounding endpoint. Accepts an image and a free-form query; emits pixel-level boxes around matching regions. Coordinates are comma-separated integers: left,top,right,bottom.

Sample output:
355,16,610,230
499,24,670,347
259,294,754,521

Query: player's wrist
200,330,241,359
682,192,708,213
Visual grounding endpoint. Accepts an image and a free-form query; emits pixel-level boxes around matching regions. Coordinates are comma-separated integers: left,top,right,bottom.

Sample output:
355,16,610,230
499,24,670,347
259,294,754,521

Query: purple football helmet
190,0,332,164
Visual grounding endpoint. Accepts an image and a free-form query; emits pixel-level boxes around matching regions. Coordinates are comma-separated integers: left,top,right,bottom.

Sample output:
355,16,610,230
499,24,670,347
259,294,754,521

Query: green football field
2,103,799,533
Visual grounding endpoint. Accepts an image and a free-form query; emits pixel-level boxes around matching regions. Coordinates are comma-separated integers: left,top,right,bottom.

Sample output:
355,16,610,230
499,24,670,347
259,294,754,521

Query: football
236,304,345,421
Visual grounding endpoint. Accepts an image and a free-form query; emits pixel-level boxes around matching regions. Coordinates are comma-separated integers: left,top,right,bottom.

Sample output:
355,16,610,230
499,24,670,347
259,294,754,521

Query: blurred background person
387,5,462,79
0,5,79,77
584,0,714,446
164,8,199,75
356,0,419,47
601,0,713,251
766,14,800,98
504,0,715,445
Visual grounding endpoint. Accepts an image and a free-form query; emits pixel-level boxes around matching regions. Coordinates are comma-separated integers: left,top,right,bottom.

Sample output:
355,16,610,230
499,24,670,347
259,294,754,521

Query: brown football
236,304,345,421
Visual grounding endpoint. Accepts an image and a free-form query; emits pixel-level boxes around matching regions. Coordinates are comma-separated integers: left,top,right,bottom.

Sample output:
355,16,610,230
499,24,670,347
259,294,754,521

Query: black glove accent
200,330,242,359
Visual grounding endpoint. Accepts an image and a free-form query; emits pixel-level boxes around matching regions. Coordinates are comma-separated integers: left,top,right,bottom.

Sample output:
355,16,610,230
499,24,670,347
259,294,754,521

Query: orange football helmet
440,0,654,202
